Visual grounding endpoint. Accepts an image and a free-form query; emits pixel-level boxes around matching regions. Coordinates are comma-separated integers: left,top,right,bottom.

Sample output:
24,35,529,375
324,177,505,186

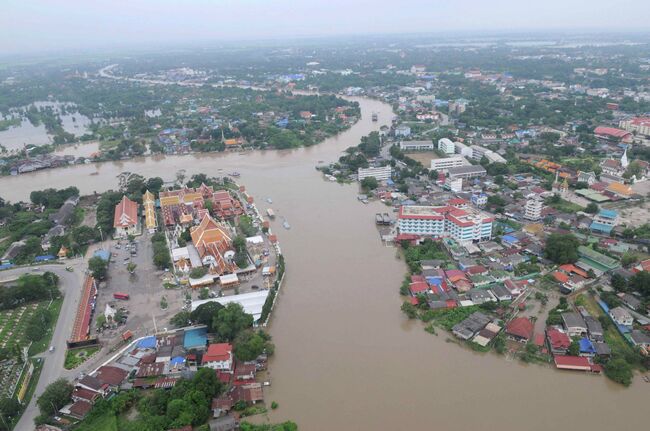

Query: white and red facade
398,205,493,242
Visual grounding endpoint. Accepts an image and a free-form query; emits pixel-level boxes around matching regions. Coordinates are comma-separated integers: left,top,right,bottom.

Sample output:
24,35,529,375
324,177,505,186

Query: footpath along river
0,95,646,431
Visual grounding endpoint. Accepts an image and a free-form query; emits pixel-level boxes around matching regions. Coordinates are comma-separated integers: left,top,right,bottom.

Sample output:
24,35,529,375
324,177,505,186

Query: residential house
209,415,238,431
562,312,587,337
506,317,534,343
609,306,633,326
546,327,571,355
584,316,604,342
202,343,234,371
630,330,650,349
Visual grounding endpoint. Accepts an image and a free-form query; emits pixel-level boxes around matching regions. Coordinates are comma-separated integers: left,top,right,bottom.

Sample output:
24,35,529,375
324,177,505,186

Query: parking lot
93,231,185,343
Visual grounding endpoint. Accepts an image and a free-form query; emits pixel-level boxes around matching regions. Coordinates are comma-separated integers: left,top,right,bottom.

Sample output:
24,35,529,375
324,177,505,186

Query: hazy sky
2,0,649,55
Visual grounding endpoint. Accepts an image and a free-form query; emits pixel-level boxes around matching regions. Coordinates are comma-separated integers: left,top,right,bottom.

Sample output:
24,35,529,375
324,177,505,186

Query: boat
266,208,275,219
283,220,291,230
371,112,378,121
90,172,99,176
228,171,240,177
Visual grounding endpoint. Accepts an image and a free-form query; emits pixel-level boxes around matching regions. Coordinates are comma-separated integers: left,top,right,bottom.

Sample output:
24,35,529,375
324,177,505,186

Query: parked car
49,346,55,352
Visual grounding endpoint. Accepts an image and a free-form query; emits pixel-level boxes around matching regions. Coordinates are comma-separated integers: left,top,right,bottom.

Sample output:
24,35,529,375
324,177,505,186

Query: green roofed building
577,246,619,273
575,189,610,203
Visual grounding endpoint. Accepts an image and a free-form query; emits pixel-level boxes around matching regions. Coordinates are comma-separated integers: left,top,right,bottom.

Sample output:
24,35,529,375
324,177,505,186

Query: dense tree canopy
544,233,580,264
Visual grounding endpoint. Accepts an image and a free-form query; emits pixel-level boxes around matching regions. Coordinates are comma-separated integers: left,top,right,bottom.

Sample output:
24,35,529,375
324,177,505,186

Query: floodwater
0,96,647,431
0,117,50,151
0,101,91,151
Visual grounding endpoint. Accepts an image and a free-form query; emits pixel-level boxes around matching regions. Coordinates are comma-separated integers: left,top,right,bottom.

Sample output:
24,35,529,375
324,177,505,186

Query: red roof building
202,343,233,371
546,327,571,354
594,126,633,142
95,366,128,387
113,195,139,237
554,355,600,372
409,281,429,295
505,317,534,342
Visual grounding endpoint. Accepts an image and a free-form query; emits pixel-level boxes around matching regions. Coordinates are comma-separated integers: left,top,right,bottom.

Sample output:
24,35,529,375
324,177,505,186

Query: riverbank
2,89,649,431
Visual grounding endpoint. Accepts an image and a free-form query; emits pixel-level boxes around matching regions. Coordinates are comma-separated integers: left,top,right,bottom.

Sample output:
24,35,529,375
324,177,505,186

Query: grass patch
64,346,100,370
545,196,584,213
75,411,118,431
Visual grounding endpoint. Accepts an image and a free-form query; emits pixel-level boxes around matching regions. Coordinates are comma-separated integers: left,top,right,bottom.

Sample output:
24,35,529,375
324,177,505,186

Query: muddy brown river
0,96,646,430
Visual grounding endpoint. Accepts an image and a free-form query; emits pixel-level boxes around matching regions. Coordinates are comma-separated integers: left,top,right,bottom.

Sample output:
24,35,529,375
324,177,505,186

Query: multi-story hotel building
398,205,494,242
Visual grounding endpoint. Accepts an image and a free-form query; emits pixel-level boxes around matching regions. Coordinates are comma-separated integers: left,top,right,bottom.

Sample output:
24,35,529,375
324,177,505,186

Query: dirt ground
404,151,441,166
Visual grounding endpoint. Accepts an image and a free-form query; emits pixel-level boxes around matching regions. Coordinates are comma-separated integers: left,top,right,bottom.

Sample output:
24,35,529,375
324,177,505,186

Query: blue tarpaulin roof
170,356,186,366
183,327,208,349
502,235,519,243
579,338,595,354
0,263,14,271
137,336,156,349
34,255,55,262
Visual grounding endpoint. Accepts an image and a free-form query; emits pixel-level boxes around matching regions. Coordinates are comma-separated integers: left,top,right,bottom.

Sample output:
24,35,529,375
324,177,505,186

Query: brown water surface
0,96,645,431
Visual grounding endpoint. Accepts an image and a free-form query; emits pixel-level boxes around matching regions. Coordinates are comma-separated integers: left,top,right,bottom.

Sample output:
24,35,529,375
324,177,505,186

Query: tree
629,270,650,298
88,256,108,280
621,253,638,268
234,330,274,361
198,288,210,300
360,176,379,191
604,357,633,386
212,303,254,341
567,340,580,356
191,367,223,399
401,301,418,319
0,397,21,421
585,202,599,214
544,233,580,264
170,311,191,328
127,262,137,274
37,378,73,417
190,302,223,327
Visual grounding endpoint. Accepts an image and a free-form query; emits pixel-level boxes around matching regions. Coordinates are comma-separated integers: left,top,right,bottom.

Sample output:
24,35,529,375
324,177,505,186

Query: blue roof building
170,356,186,367
579,338,596,356
34,255,56,262
93,249,111,262
137,336,157,349
590,209,618,234
183,327,208,350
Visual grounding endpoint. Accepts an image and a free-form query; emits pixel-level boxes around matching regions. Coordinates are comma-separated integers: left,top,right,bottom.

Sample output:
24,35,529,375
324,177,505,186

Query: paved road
1,260,86,431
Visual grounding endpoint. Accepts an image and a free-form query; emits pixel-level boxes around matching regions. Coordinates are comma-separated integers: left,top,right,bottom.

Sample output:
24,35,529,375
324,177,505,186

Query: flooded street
0,96,646,430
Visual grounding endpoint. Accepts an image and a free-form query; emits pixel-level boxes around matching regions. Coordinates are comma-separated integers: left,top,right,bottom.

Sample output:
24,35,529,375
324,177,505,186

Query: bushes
604,357,634,386
401,239,448,274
